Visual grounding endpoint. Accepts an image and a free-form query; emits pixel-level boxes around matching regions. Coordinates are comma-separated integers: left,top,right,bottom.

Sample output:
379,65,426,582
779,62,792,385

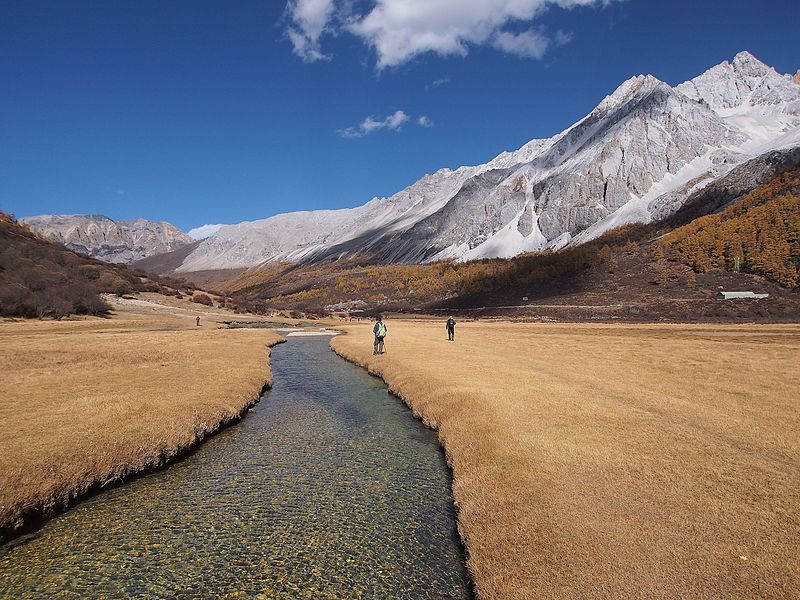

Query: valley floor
331,320,800,599
0,296,283,543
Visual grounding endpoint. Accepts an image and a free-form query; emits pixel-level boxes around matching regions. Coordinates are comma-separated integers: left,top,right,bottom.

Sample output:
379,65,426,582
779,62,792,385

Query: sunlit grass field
332,320,800,599
0,303,282,542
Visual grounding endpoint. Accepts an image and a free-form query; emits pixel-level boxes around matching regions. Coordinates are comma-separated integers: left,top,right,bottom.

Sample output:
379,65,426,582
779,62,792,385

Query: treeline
660,170,800,288
1,213,161,318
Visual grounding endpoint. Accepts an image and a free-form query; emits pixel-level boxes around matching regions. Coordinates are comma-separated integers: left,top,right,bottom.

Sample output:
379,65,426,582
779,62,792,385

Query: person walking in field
373,316,387,355
196,315,201,326
446,316,456,341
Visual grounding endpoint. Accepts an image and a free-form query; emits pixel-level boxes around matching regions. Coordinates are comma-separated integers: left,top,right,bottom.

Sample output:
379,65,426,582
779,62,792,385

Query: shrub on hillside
96,272,134,296
192,293,213,306
77,264,102,280
133,280,160,293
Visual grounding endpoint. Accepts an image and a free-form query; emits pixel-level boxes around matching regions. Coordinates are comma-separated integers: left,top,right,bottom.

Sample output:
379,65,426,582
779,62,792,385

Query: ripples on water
0,337,472,599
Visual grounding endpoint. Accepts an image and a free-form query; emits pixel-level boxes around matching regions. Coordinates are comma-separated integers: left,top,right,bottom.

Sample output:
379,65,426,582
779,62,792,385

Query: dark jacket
446,318,456,330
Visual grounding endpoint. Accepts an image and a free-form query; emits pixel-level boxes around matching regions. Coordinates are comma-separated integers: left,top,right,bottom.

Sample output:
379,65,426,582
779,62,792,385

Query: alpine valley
154,51,800,273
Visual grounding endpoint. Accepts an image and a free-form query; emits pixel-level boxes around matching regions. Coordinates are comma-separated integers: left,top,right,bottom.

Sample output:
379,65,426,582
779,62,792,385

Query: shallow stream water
0,336,471,598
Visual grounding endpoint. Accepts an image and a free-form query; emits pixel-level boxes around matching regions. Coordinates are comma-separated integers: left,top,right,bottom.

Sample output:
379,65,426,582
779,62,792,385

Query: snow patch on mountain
187,224,227,240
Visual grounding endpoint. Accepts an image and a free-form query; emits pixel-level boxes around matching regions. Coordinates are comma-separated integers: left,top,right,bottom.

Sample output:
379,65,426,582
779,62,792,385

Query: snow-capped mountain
20,214,194,263
174,51,800,272
187,223,228,240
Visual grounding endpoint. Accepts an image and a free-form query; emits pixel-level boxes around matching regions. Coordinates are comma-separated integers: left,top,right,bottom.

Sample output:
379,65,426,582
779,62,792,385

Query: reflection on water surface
0,337,471,599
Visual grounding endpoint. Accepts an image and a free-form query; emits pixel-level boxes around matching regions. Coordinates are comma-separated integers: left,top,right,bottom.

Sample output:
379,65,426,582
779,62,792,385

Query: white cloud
554,29,573,46
337,126,364,139
187,224,227,240
283,0,617,68
385,110,409,128
338,109,410,138
425,77,451,90
285,0,336,62
346,0,613,69
492,28,549,59
417,115,434,128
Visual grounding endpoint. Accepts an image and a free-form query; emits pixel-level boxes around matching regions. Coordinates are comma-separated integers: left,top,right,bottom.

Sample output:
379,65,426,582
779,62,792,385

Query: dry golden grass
0,299,282,542
331,321,800,599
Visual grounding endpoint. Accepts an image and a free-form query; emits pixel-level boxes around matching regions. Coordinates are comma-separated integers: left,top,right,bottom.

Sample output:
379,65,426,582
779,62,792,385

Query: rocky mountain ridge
20,214,194,264
172,51,799,273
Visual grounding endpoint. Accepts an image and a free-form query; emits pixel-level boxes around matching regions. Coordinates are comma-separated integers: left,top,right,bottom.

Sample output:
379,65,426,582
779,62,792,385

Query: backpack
376,322,387,339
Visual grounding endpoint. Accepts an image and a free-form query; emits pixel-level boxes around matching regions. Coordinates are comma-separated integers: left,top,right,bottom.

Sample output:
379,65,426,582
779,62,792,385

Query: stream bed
0,336,471,599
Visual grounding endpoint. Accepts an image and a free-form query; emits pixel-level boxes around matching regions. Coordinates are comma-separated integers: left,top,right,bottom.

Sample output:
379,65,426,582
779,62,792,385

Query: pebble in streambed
0,336,472,599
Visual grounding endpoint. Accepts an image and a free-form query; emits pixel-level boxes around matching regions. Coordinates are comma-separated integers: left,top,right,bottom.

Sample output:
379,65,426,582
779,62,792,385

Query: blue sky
2,0,798,234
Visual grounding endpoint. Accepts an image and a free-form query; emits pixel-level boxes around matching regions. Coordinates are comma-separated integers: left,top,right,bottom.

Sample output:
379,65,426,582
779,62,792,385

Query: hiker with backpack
373,315,387,355
446,316,456,341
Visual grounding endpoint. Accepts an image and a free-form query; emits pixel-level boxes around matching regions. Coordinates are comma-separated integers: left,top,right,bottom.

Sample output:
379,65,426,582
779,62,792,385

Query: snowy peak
593,74,667,115
676,51,800,112
731,50,771,78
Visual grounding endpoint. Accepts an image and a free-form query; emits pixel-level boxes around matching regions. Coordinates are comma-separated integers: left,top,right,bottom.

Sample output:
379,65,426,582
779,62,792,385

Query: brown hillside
0,212,187,318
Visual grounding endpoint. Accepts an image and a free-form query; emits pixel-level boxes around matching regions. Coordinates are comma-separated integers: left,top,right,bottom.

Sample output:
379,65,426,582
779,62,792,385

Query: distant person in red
196,315,201,326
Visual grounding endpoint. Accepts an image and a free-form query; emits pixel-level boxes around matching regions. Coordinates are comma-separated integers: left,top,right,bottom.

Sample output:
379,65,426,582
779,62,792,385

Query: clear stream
0,336,472,599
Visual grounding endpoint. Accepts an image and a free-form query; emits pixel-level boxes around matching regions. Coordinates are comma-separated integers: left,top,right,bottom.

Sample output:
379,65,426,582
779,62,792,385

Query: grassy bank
331,321,800,599
0,301,282,544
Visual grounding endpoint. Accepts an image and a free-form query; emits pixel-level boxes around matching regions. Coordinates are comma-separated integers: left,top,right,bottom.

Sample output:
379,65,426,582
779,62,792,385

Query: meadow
331,320,800,599
0,299,282,543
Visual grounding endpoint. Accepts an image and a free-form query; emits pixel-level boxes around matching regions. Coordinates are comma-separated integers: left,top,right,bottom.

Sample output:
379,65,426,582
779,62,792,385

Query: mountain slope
175,166,484,272
174,51,799,273
20,214,194,264
0,213,137,317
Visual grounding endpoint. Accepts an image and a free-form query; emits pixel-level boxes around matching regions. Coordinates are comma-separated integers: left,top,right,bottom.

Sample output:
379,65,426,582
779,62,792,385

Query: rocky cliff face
20,214,194,264
175,51,800,272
